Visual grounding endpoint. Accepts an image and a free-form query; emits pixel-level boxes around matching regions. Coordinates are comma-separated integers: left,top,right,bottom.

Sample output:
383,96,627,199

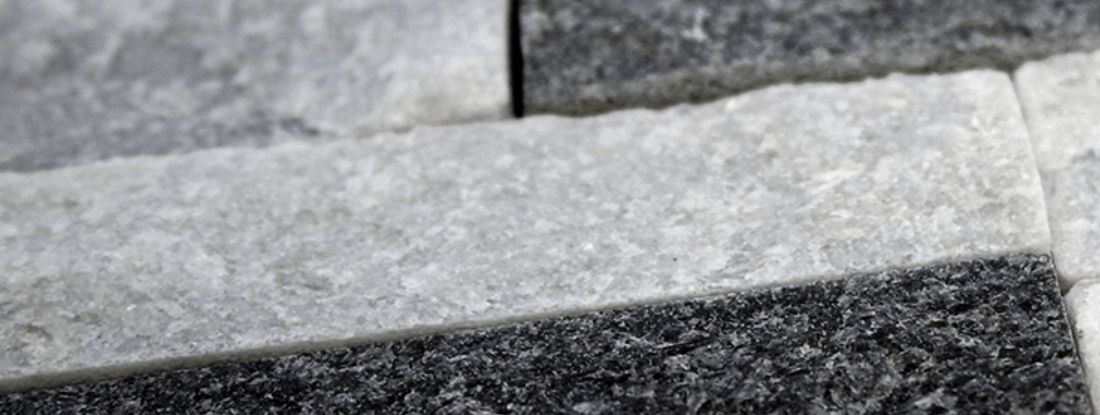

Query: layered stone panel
2,256,1088,413
0,71,1049,390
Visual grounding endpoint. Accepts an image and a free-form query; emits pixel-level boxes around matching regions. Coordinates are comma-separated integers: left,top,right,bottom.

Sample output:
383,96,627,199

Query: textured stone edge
1013,49,1100,287
1066,280,1100,412
0,249,1062,395
523,23,1100,116
0,69,1055,389
0,253,1091,413
1006,69,1061,288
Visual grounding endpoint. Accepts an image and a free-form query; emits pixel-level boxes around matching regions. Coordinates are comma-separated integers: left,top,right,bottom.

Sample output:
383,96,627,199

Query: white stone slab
0,70,1048,389
0,0,509,171
1064,280,1100,406
1015,50,1100,285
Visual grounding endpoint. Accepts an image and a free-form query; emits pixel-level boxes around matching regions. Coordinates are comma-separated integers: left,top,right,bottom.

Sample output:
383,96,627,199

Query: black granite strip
0,255,1089,414
520,0,1100,116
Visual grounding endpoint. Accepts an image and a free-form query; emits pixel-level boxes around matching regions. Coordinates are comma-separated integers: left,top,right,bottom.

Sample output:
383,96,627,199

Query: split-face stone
0,70,1048,390
0,0,510,172
0,255,1089,414
1015,49,1100,286
520,0,1100,116
1064,279,1100,409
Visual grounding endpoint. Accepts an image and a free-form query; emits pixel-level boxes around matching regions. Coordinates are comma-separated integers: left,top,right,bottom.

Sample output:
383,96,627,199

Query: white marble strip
0,0,510,171
1065,281,1100,407
0,70,1048,389
1015,50,1100,286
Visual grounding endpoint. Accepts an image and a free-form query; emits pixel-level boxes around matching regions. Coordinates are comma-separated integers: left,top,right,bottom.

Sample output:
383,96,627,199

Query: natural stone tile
1015,50,1100,286
0,0,509,172
1,256,1089,414
1066,280,1100,410
0,71,1048,389
520,0,1100,116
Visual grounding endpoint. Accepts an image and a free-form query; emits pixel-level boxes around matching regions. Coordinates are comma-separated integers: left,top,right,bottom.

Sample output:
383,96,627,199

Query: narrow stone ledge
0,71,1048,389
1066,280,1100,410
0,0,510,172
1,255,1089,414
1015,49,1100,287
520,0,1100,116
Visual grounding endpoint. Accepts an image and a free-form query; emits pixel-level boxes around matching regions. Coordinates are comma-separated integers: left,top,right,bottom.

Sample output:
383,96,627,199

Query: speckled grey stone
0,0,509,172
0,255,1088,414
0,71,1049,391
520,0,1100,115
1015,49,1100,286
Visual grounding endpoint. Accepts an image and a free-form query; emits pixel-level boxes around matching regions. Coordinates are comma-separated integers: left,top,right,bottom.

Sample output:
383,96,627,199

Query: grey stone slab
1,255,1090,414
0,0,509,172
1066,279,1100,410
520,0,1100,116
1015,50,1100,286
0,71,1049,390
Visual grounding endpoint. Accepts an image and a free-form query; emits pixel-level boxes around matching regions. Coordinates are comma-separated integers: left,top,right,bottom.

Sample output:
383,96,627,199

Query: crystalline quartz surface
1015,50,1100,285
0,0,509,172
0,70,1048,387
1065,280,1100,406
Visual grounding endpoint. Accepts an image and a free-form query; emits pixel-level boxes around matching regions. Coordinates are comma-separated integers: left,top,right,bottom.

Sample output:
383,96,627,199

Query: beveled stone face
0,0,510,172
1065,279,1100,408
1015,50,1100,286
520,0,1100,116
0,70,1048,389
1,256,1089,414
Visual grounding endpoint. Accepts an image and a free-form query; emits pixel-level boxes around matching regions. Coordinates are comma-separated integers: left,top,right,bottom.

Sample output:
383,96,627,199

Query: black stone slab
520,0,1100,116
0,255,1090,414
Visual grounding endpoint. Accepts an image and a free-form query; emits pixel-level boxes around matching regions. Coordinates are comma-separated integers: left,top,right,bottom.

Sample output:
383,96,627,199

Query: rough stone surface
1066,279,1100,410
0,0,509,172
520,0,1100,115
1016,50,1100,286
0,71,1049,389
0,256,1089,414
